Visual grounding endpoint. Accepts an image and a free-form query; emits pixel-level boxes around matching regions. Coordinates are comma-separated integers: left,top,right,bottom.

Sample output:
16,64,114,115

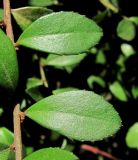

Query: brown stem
3,0,14,42
13,104,22,160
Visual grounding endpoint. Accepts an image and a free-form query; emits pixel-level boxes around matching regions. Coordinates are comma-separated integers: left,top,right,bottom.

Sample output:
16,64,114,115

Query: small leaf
87,75,106,89
129,16,138,26
126,122,138,148
25,90,121,141
52,87,79,95
0,127,14,145
29,0,58,7
109,81,128,101
0,148,10,160
23,148,78,160
42,53,86,67
0,107,3,116
117,19,136,41
26,78,43,101
12,7,52,30
96,50,106,64
121,43,135,57
0,29,18,91
0,9,4,21
18,12,103,55
131,86,138,99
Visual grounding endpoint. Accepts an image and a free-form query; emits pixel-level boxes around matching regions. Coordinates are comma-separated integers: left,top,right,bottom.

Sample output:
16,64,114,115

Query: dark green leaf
52,87,79,95
42,53,86,67
29,0,58,7
0,29,18,91
109,81,128,101
12,7,52,30
126,122,138,148
18,12,103,55
25,90,121,141
117,19,136,41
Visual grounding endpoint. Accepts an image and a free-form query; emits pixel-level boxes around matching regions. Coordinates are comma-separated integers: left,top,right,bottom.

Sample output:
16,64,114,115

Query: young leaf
25,90,121,141
126,122,138,148
121,43,135,57
0,29,18,91
52,87,79,95
23,148,78,160
29,0,58,7
129,16,138,26
0,148,10,160
12,7,52,30
96,50,106,64
18,12,103,55
117,19,136,41
0,127,14,145
42,53,86,67
131,86,138,99
109,81,128,101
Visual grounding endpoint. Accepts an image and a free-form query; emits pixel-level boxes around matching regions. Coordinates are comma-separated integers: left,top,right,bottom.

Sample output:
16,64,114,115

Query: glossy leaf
0,9,3,21
117,19,136,41
126,122,138,148
87,75,106,89
26,90,121,141
12,7,52,30
24,148,78,160
109,81,128,101
52,87,79,95
18,12,103,55
29,0,58,7
42,53,86,67
0,148,10,160
0,29,18,91
26,78,43,101
121,43,135,57
0,127,14,145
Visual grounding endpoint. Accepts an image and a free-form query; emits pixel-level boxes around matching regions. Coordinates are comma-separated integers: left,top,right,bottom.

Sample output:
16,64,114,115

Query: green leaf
126,122,138,148
52,87,79,95
42,53,86,67
12,7,52,30
131,86,138,99
0,127,14,145
109,81,128,101
26,78,43,101
96,50,106,64
29,0,58,7
23,148,78,160
25,90,121,141
0,29,18,91
0,107,3,116
0,9,4,21
87,75,106,89
117,19,136,41
18,12,103,55
121,43,135,57
129,16,138,26
0,148,10,160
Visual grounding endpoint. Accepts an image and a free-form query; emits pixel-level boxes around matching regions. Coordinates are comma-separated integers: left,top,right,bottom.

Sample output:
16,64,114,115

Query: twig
81,144,120,160
3,0,14,42
13,104,22,160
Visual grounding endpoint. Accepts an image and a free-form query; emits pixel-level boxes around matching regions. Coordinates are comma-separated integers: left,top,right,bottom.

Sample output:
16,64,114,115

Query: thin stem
13,104,22,160
3,0,14,42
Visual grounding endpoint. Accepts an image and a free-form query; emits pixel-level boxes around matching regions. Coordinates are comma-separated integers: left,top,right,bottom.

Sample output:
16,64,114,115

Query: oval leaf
42,53,86,67
23,148,78,160
126,122,138,148
25,90,121,141
0,29,18,91
117,19,136,41
109,81,128,101
18,12,103,55
52,87,79,95
12,7,52,30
